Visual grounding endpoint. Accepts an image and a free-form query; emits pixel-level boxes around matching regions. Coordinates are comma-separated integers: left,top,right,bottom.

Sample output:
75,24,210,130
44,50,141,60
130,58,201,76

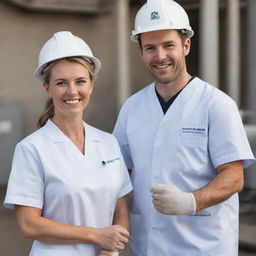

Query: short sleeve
4,142,45,210
113,104,134,170
118,151,133,198
110,136,132,198
208,94,255,169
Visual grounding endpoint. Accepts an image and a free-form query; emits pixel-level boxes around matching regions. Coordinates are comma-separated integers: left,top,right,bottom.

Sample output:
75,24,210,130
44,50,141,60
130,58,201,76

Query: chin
62,111,83,118
155,77,173,84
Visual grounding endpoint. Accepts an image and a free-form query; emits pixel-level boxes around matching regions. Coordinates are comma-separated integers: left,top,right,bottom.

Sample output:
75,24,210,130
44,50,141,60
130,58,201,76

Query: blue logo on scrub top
101,157,120,167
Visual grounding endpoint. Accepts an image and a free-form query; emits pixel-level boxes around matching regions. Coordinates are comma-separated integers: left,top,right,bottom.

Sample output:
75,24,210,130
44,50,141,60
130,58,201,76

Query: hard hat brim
131,27,194,43
35,55,101,81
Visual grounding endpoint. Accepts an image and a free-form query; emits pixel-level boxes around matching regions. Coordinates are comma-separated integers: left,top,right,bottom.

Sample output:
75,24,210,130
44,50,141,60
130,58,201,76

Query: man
113,0,255,255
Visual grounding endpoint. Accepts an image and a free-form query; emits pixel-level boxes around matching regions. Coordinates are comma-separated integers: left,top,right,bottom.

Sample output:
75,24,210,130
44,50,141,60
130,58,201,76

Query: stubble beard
151,61,185,86
150,65,179,85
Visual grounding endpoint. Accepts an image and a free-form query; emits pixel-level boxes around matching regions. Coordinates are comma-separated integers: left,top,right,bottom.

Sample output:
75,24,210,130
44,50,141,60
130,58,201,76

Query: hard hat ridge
35,31,101,80
147,0,167,26
131,0,194,42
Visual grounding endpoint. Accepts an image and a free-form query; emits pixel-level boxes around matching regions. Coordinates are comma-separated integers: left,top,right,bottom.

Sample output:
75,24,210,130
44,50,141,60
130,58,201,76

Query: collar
42,119,100,143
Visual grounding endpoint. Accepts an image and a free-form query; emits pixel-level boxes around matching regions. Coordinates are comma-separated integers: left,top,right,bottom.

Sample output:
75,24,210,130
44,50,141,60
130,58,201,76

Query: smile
63,99,80,104
153,64,171,69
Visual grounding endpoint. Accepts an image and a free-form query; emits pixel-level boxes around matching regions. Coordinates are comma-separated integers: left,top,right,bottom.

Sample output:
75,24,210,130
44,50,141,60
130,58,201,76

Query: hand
150,184,196,215
98,249,119,256
94,225,129,251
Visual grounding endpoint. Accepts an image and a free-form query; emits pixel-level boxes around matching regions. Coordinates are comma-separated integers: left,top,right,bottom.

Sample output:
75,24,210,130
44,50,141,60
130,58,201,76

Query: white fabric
4,120,132,256
35,31,101,80
151,184,196,215
113,77,255,256
131,0,194,42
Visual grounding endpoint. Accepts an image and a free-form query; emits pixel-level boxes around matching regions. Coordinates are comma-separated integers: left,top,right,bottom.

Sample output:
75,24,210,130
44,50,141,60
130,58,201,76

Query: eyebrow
53,76,88,82
53,78,65,82
143,40,176,48
75,77,88,80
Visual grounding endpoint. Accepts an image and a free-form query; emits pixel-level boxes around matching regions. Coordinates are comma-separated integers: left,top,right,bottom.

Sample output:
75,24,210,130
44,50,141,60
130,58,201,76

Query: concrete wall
0,2,118,135
0,1,224,136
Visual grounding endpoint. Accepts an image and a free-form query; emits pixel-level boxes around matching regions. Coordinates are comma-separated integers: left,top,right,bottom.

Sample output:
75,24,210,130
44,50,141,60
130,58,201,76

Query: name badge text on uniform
181,127,207,137
101,157,120,167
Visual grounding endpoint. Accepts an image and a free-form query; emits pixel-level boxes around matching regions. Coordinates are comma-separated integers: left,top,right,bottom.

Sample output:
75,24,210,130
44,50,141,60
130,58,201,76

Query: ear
43,82,50,94
139,46,144,59
184,38,191,56
89,82,94,95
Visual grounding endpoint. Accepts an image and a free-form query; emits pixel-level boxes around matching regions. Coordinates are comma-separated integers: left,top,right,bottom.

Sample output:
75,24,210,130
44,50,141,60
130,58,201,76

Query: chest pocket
180,126,208,147
101,157,121,174
100,157,122,189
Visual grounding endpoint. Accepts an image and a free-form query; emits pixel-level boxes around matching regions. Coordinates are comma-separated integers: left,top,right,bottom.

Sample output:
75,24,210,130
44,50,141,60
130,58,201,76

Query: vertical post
115,0,131,109
226,0,240,105
199,0,219,87
244,0,256,190
245,0,256,124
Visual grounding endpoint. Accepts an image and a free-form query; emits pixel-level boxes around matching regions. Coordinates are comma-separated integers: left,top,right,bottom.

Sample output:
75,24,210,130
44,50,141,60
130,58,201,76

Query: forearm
15,206,96,244
150,161,244,215
34,219,96,244
193,160,244,211
97,197,130,255
16,205,129,251
112,196,130,231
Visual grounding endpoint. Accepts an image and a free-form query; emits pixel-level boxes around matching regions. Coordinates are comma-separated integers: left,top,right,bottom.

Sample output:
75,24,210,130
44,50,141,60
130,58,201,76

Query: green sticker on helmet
151,11,160,20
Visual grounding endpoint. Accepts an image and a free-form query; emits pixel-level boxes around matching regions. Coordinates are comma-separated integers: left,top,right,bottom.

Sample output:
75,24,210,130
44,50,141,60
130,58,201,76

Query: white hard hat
131,0,194,42
35,31,101,80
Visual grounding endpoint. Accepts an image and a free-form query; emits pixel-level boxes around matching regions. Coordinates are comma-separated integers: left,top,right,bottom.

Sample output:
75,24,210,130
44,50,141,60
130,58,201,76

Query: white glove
150,184,196,215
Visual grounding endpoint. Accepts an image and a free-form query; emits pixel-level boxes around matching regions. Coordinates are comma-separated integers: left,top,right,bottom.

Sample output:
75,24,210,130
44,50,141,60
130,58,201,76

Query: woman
4,31,132,256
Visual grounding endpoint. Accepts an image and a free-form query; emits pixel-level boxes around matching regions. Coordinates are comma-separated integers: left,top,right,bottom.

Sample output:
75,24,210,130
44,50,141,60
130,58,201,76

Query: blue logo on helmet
151,11,160,20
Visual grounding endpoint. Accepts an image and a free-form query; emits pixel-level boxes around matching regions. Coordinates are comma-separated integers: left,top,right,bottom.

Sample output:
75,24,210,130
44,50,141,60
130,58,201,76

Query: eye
165,43,175,49
144,46,155,52
56,81,66,86
77,79,87,85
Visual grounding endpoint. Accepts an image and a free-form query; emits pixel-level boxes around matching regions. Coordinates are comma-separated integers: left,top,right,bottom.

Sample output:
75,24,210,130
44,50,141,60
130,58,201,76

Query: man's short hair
138,30,189,50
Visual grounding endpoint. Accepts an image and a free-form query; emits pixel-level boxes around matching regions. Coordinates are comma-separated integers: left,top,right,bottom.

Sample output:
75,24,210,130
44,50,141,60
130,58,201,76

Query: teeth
64,100,79,104
155,65,169,69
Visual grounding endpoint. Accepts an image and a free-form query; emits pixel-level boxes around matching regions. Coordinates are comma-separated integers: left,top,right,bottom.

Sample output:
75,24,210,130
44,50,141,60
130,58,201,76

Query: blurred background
0,0,255,255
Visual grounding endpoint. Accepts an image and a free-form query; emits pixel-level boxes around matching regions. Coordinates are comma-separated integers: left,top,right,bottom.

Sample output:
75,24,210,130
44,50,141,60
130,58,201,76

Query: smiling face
43,59,93,121
140,29,191,87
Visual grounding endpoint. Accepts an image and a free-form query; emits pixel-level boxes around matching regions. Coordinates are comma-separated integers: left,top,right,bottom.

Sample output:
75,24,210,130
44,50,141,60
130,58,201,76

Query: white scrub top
113,77,255,256
4,120,132,256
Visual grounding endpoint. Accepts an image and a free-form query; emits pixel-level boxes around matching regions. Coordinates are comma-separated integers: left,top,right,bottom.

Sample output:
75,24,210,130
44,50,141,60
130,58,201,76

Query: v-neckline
45,120,88,158
146,78,197,127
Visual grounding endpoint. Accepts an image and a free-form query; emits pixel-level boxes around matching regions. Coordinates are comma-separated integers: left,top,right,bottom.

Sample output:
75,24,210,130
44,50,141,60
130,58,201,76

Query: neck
156,72,192,102
52,115,84,139
52,115,85,154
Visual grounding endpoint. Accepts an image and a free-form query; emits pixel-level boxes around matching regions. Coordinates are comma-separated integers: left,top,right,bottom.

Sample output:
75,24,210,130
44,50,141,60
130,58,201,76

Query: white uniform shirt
113,77,255,256
4,120,132,256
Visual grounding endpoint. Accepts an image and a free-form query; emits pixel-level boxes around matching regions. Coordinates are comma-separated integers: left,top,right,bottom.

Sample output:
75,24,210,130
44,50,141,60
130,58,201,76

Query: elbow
19,228,32,239
231,176,244,194
15,205,42,240
17,219,38,239
19,225,34,239
20,230,32,239
236,178,244,193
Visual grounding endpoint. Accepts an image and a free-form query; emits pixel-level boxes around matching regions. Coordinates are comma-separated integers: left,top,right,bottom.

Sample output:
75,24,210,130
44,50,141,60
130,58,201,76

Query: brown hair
138,29,189,50
37,57,95,128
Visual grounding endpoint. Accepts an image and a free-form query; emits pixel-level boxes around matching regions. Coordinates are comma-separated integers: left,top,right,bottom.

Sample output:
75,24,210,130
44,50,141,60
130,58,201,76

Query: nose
66,83,77,96
155,47,167,62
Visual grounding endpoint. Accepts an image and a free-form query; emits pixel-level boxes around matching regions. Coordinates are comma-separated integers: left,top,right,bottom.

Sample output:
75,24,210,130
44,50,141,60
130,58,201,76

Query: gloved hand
150,184,196,215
